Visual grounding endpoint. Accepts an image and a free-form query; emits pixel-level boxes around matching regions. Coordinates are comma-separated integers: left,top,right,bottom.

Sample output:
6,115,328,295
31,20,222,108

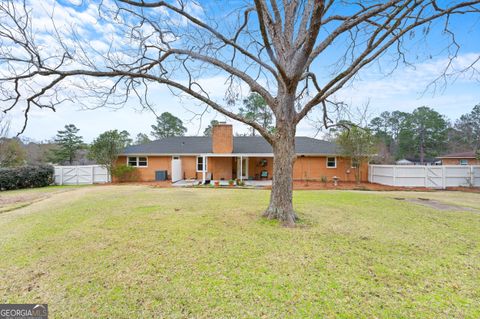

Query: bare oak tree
1,0,479,225
0,113,9,138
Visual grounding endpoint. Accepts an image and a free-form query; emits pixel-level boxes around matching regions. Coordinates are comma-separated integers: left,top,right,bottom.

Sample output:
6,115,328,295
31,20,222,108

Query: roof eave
119,152,341,157
438,156,476,159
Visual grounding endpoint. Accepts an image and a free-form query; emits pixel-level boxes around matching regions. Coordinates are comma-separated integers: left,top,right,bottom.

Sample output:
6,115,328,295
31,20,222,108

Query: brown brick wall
208,157,233,180
116,155,171,182
441,158,480,165
292,156,368,182
116,155,369,182
248,157,273,179
181,156,197,179
212,124,233,153
244,156,368,182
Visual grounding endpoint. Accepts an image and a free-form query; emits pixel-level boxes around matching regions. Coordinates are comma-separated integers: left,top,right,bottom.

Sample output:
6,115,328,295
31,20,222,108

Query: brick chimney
212,122,233,153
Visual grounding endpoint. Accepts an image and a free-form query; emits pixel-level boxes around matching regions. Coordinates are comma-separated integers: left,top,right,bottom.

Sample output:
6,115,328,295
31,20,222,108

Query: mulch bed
290,181,480,192
444,187,480,194
289,181,436,191
110,180,480,192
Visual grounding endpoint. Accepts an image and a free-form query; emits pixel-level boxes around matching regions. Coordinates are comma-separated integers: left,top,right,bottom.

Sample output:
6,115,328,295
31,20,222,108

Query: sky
1,0,479,142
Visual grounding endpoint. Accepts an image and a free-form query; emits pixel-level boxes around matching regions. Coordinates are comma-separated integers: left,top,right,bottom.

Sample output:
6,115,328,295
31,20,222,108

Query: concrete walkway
244,180,272,187
172,179,272,187
172,179,200,187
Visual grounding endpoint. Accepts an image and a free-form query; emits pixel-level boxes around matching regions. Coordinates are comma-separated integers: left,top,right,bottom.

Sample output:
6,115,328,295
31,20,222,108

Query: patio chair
260,170,268,179
204,172,212,184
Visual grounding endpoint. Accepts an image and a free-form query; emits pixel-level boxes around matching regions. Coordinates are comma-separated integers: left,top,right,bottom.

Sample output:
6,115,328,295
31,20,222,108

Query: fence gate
61,167,78,185
426,166,443,188
474,166,480,187
369,165,480,189
54,165,110,185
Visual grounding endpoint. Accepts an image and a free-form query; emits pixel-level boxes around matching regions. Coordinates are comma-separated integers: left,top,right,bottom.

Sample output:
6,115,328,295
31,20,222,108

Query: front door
171,157,182,182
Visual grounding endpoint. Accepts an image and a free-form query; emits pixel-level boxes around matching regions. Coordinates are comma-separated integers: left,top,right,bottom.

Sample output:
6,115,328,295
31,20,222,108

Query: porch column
240,156,243,181
202,155,206,184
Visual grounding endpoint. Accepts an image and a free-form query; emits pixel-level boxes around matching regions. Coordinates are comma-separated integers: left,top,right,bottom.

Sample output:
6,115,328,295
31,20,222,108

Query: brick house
117,123,368,183
438,151,480,165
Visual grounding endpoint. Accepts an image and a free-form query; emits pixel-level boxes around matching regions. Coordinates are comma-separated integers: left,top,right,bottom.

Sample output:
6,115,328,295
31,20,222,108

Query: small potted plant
321,176,328,185
214,180,220,187
228,179,235,187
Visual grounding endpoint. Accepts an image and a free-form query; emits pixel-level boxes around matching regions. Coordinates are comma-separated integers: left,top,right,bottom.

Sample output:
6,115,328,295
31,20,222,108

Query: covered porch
196,154,274,184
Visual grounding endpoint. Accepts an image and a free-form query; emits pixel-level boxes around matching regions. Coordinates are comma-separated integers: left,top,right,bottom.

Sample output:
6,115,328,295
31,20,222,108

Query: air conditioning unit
155,170,167,181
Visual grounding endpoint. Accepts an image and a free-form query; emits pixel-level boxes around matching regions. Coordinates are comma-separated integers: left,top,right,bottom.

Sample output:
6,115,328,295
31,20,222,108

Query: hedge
0,165,54,191
111,164,140,182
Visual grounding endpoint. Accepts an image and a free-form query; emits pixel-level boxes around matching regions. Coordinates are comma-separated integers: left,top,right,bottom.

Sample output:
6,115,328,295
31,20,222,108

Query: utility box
155,170,168,181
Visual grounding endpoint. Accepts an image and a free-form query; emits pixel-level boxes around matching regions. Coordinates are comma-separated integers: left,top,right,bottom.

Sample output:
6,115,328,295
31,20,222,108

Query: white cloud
65,0,84,6
334,53,480,104
7,52,480,141
2,1,479,141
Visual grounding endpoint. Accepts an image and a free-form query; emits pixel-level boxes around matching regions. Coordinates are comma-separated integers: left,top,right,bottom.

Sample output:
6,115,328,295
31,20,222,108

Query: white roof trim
438,156,476,159
120,153,341,157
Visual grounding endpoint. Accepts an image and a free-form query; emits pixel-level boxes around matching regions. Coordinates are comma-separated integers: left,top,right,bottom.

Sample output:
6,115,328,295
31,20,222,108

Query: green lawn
0,186,479,318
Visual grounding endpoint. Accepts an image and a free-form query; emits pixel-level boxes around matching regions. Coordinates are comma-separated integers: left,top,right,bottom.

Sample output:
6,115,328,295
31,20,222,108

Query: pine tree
151,112,187,139
50,124,84,165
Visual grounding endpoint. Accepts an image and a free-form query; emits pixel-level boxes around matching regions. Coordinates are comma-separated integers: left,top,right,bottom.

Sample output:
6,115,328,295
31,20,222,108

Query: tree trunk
263,121,297,226
419,140,425,164
419,128,425,164
355,163,361,185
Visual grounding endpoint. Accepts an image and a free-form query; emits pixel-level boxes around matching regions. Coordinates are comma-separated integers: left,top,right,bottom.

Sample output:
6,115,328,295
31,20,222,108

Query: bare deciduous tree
0,113,9,138
0,0,479,225
0,114,10,165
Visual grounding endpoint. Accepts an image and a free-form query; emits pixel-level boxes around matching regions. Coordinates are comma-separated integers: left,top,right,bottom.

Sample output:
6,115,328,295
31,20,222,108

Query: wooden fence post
393,165,397,186
424,166,427,188
470,166,474,187
475,166,479,187
442,166,446,189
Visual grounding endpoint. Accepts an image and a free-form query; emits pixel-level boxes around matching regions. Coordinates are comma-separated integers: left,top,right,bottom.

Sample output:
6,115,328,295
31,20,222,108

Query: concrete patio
172,179,272,187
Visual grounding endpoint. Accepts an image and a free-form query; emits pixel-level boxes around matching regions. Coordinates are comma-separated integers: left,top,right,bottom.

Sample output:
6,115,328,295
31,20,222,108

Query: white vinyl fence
54,165,110,185
369,165,480,189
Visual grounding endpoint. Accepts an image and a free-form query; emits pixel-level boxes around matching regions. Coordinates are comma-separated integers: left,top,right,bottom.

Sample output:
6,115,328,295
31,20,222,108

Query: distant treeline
368,104,479,163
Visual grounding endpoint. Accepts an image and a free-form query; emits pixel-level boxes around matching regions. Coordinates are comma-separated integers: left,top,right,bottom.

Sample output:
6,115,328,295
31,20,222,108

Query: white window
128,156,137,166
138,157,147,167
326,157,336,168
127,156,148,167
460,159,468,165
196,156,204,171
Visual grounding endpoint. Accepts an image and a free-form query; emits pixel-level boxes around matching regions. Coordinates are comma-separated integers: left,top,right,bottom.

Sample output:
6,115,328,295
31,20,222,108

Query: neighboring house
117,123,368,183
438,151,480,165
395,159,414,165
395,158,440,166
